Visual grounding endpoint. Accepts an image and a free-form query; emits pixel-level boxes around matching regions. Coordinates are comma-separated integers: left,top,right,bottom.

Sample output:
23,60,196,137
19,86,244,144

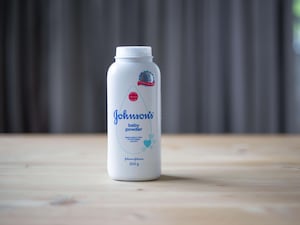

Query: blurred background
0,0,300,133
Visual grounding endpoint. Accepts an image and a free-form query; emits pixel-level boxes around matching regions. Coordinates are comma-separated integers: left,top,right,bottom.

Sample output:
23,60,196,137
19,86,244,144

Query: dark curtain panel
0,0,297,133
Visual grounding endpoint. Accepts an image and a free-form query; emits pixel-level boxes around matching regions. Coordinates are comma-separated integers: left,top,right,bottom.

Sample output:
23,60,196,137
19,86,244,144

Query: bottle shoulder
107,61,160,76
152,62,161,75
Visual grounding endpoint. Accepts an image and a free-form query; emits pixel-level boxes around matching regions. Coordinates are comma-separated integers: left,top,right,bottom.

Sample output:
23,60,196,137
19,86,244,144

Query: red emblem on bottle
128,92,138,101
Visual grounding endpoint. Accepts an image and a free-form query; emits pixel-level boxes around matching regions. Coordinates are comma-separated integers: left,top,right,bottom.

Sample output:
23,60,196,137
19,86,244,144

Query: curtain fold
0,0,297,133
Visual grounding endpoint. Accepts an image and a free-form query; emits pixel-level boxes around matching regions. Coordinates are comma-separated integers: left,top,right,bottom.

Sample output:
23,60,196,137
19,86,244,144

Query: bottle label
113,71,157,155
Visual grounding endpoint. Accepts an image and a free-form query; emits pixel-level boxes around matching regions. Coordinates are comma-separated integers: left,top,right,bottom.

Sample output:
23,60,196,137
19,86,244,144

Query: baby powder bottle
107,46,161,181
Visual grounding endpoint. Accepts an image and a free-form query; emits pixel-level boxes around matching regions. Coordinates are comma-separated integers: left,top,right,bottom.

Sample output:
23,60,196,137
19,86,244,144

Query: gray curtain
0,0,298,133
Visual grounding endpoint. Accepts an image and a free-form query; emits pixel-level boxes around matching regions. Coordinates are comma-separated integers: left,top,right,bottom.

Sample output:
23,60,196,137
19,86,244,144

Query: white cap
115,46,152,58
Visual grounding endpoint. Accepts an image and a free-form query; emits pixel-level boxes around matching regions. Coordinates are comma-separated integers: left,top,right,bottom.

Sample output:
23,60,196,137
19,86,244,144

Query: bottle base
109,174,161,182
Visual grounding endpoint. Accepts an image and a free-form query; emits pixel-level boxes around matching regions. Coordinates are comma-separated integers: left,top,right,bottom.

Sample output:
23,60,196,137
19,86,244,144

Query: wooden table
0,135,299,225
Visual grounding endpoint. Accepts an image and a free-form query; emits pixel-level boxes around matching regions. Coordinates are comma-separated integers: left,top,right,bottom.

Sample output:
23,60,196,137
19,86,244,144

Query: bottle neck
115,57,153,63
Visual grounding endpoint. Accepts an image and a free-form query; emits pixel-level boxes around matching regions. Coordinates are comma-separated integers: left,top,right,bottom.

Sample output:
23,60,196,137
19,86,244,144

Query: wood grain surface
0,134,299,225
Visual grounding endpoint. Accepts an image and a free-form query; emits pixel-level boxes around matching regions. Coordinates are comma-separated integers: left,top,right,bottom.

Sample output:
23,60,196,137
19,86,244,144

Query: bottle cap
115,46,152,58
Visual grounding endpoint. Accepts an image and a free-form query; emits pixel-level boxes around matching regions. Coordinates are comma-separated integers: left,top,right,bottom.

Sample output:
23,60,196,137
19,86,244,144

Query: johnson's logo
137,71,155,86
114,110,154,125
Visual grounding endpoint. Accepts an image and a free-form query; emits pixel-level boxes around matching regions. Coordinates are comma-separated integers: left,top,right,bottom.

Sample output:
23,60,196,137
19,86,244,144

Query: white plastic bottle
107,46,161,181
